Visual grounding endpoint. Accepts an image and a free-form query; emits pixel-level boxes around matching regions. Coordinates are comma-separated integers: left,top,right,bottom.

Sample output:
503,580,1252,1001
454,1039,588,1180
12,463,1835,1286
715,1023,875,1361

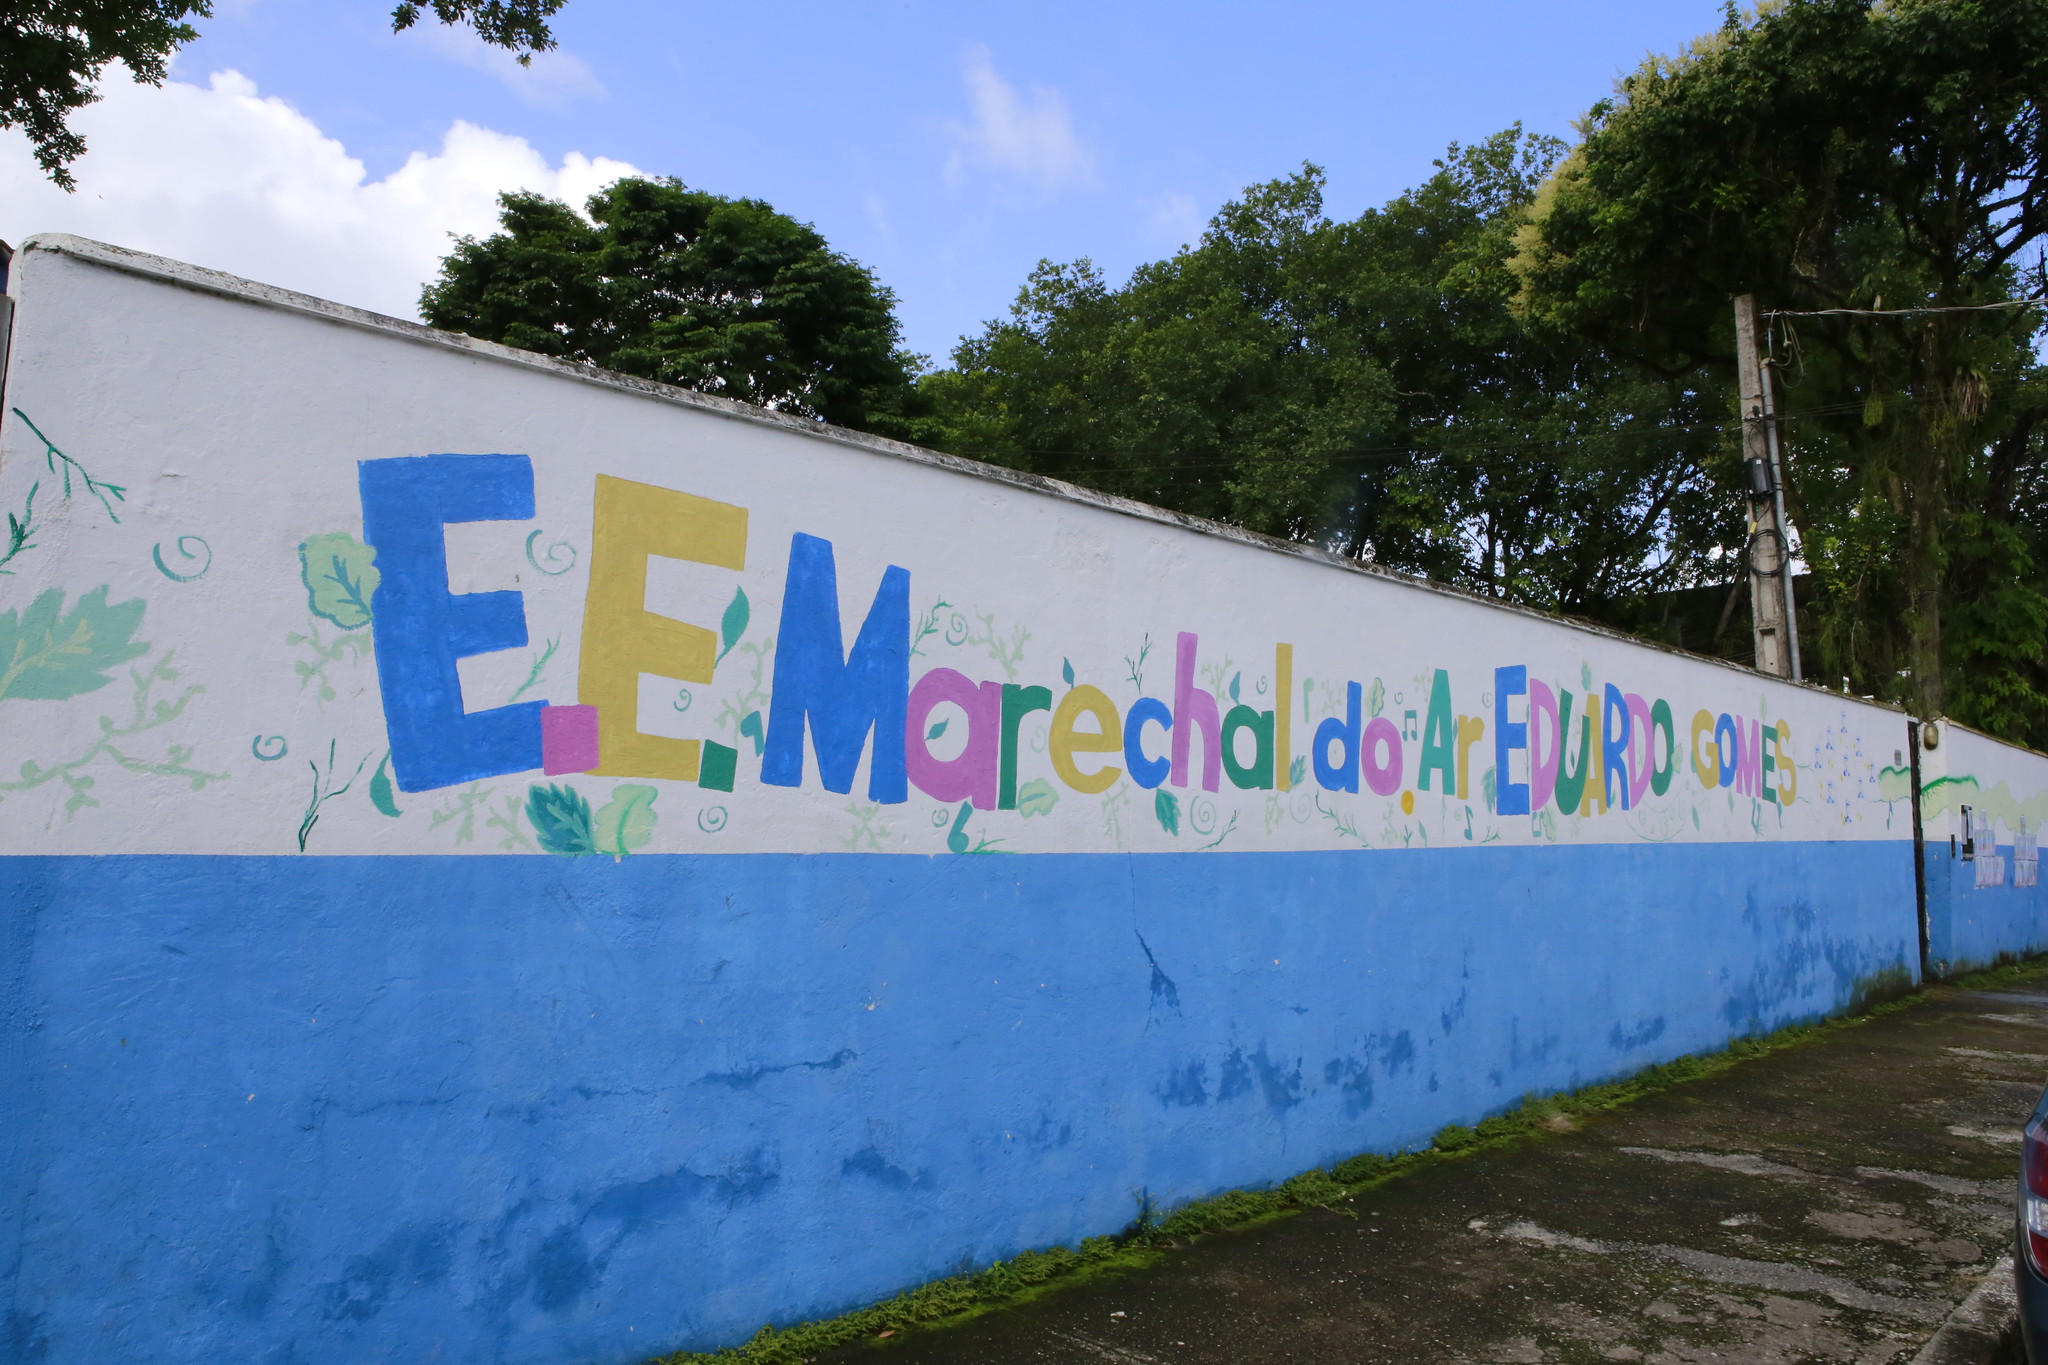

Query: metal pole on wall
1733,294,1796,680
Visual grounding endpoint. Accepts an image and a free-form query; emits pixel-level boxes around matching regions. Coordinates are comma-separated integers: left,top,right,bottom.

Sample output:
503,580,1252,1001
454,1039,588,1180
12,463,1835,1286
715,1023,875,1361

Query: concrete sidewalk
840,969,2048,1365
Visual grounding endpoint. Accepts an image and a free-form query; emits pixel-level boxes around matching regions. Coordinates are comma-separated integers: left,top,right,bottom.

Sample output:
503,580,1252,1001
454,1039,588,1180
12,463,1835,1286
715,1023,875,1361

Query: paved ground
837,971,2048,1365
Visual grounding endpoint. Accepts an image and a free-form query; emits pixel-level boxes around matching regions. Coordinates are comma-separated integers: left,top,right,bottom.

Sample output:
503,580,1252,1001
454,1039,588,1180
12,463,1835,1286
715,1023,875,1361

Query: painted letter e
360,453,543,792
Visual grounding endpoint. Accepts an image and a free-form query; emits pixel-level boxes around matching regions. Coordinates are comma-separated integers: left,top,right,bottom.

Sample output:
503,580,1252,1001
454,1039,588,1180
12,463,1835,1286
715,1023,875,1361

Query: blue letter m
762,533,909,803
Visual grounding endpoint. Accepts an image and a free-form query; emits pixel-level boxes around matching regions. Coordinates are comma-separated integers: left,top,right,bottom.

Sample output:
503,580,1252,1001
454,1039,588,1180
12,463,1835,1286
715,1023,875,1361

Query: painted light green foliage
1918,774,1982,819
1922,772,2048,831
0,650,225,817
299,533,379,630
1,410,126,577
1197,810,1241,850
368,753,402,817
430,782,493,844
712,637,774,756
911,597,953,659
1155,788,1181,836
944,801,1005,854
963,609,1030,681
843,800,887,852
0,586,148,701
525,782,661,857
286,621,371,704
506,636,559,705
717,586,750,663
528,783,597,856
1017,777,1059,818
593,783,658,856
298,741,369,852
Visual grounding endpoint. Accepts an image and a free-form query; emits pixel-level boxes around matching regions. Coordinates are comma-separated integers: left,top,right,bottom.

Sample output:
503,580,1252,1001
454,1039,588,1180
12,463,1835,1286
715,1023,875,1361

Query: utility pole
1733,294,1802,681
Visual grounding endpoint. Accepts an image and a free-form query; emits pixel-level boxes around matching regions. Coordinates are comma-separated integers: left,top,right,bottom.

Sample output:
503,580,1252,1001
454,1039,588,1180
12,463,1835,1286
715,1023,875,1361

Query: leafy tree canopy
388,0,562,61
421,176,931,439
924,129,1737,627
2,0,566,188
1516,0,2048,734
924,165,1393,542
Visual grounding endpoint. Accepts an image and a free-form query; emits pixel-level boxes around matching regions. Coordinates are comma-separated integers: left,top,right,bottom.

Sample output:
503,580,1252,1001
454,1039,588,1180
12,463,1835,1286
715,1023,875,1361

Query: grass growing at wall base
644,960,1989,1365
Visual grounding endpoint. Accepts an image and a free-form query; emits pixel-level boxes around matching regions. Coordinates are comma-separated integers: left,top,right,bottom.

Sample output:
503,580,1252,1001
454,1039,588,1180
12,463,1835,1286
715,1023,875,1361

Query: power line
1764,299,2045,319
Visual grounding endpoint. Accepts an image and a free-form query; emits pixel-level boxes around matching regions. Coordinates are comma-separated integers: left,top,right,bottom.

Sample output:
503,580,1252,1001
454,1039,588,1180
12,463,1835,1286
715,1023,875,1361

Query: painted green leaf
1228,672,1241,703
1017,778,1059,817
926,718,949,741
1154,788,1181,836
300,533,379,630
1367,677,1385,719
593,783,658,856
0,586,148,701
527,783,597,856
717,586,750,661
368,753,402,817
1061,657,1075,687
1289,755,1307,787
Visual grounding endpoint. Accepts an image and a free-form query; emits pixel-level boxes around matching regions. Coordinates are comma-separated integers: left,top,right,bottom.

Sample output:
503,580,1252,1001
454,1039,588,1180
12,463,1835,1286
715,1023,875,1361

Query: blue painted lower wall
4,844,1915,1364
1926,843,2048,975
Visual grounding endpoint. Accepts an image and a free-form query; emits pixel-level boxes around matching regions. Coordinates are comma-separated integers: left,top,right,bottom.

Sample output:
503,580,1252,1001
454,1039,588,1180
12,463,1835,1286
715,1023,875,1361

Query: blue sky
4,1,1730,362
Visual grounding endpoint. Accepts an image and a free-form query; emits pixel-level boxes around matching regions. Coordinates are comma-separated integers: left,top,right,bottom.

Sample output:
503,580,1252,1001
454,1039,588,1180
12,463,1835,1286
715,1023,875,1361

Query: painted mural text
359,456,1797,815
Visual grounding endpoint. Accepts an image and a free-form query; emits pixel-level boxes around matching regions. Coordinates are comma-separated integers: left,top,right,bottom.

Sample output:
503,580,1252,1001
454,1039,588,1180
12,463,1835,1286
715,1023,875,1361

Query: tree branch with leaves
2,0,570,188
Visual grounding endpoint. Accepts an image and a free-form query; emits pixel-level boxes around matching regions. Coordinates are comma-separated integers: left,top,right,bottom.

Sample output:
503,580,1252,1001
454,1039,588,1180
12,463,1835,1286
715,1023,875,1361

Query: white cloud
401,24,607,109
1141,191,1206,249
942,45,1094,195
0,67,643,320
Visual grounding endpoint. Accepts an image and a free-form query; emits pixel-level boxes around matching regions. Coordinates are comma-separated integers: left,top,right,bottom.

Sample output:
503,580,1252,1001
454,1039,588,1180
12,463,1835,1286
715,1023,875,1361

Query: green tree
4,0,567,189
1515,0,2048,734
925,167,1391,540
421,177,930,439
927,131,1735,627
1314,130,1733,620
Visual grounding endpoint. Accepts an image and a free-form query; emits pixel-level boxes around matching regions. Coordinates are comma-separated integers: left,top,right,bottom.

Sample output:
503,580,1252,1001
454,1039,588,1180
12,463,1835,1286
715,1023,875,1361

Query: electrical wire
1764,299,2046,318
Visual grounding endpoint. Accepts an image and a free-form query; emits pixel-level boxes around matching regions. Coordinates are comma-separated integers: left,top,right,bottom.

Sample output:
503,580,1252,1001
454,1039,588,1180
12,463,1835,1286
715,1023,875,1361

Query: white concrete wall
0,236,1912,861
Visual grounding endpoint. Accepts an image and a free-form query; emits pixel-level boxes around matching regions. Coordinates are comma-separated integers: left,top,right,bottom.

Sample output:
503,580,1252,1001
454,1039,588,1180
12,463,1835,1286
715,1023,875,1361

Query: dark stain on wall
842,1148,934,1192
1157,1060,1209,1107
1134,931,1181,1016
698,1049,858,1090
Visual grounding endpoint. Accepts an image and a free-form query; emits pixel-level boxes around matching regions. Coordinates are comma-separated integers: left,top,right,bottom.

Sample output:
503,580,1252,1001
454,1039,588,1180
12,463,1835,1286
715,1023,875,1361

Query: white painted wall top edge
8,229,1904,712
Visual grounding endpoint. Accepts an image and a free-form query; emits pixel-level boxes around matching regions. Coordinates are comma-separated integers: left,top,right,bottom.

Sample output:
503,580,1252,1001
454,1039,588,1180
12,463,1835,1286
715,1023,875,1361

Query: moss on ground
644,959,2035,1365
